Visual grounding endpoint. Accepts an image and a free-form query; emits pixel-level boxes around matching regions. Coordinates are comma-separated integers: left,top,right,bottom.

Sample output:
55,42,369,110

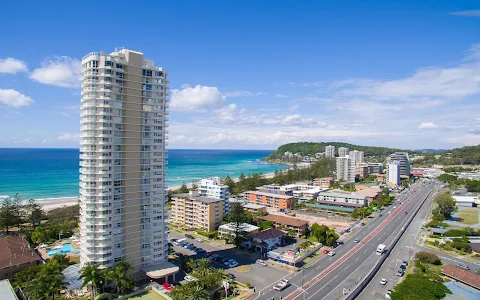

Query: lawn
128,291,167,300
458,209,479,225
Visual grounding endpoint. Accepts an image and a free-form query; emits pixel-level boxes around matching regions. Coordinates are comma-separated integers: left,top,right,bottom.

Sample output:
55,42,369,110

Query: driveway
169,232,288,290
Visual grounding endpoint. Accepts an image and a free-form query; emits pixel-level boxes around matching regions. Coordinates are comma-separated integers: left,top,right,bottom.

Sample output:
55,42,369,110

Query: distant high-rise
198,177,230,213
325,145,335,158
79,49,169,274
387,161,401,186
336,156,356,183
350,150,364,164
387,152,411,177
338,147,349,157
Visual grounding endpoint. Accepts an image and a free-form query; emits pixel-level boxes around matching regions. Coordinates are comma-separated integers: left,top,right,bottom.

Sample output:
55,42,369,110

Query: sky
0,1,480,150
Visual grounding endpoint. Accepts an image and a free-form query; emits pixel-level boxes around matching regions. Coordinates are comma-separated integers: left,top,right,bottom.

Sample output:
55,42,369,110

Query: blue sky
0,1,479,150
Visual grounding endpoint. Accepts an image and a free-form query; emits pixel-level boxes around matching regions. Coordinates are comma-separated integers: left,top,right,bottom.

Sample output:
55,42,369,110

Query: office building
80,49,171,276
336,156,356,183
349,150,364,164
338,147,349,157
387,161,401,187
387,152,411,177
171,191,224,232
198,177,230,213
325,145,335,158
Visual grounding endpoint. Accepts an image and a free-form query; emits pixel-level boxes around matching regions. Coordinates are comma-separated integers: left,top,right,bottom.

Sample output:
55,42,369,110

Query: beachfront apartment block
79,49,174,279
198,177,230,213
170,191,224,232
245,190,295,209
325,145,335,158
338,147,349,157
336,156,356,183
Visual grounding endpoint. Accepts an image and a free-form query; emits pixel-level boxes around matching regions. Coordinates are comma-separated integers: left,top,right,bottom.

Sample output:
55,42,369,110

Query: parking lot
169,232,288,289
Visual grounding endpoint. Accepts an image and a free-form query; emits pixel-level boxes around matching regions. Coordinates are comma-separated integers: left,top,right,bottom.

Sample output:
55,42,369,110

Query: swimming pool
46,243,80,256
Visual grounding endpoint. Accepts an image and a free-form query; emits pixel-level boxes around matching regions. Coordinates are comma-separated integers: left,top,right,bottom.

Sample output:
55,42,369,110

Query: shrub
415,251,442,265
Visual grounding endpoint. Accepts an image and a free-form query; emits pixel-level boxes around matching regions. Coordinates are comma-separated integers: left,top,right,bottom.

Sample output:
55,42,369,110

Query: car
196,248,206,254
323,249,329,254
207,254,218,261
393,206,397,208
474,262,480,267
328,251,336,257
401,260,408,267
380,278,387,285
379,214,383,217
220,257,229,263
195,237,204,242
184,275,197,282
227,261,239,268
386,290,392,299
354,239,360,243
273,279,290,291
396,269,404,277
360,222,366,226
456,263,470,270
256,259,268,266
185,234,194,239
404,211,408,215
162,283,175,291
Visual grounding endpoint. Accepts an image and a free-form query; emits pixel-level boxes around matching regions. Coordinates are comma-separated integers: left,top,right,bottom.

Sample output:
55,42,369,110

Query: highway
254,182,436,300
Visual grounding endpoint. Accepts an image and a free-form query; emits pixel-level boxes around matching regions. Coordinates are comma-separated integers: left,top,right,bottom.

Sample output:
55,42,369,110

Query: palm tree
185,258,197,273
104,261,135,295
185,284,210,300
25,261,65,300
79,264,105,297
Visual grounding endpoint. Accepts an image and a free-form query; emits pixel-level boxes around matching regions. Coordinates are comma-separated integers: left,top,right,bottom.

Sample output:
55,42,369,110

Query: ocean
0,148,286,200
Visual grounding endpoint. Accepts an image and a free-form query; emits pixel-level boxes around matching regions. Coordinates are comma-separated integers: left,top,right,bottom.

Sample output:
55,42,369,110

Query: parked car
386,290,392,299
227,261,239,268
401,260,408,268
185,234,194,239
273,279,290,291
328,251,336,257
396,269,404,277
195,238,204,242
323,249,329,254
162,283,175,291
184,275,197,282
196,249,207,255
220,257,229,263
353,239,360,243
380,278,387,285
474,262,480,267
256,259,268,266
456,263,470,270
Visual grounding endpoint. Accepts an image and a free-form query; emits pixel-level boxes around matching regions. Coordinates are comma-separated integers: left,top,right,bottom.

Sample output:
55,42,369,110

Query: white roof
453,196,480,204
243,203,266,210
142,261,179,279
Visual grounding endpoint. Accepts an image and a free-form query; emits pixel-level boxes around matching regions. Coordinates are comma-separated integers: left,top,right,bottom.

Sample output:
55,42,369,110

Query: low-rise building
245,190,295,209
253,228,286,252
258,214,308,236
355,185,382,202
0,235,40,280
242,203,267,215
313,177,334,188
0,279,18,300
170,191,225,232
442,264,480,290
317,190,368,209
218,223,259,241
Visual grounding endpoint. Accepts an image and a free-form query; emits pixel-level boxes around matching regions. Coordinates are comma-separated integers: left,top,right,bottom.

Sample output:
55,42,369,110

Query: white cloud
418,122,439,129
170,85,226,112
223,90,267,98
56,132,80,141
450,10,480,17
276,94,289,98
42,139,48,144
288,82,296,85
180,83,191,89
0,58,28,74
0,89,34,107
30,56,82,88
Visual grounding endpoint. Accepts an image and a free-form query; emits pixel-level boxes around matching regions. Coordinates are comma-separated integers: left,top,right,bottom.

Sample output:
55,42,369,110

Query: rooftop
243,203,266,210
259,214,309,227
219,222,259,232
254,228,286,240
317,189,367,200
0,235,39,269
0,280,18,300
316,200,365,208
171,193,223,204
245,190,294,199
442,264,480,290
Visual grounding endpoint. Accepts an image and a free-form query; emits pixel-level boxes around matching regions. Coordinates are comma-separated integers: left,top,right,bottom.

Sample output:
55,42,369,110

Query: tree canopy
390,274,451,300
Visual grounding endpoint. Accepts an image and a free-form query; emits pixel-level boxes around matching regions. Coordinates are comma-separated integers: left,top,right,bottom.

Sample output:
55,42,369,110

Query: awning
142,261,179,279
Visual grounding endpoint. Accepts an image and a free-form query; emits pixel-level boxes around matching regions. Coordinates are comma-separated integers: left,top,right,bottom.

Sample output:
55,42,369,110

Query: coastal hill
265,142,410,160
413,145,480,166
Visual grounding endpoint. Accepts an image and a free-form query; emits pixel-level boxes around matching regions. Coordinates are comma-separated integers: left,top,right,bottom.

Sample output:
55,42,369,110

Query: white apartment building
198,177,230,213
387,152,411,177
79,49,172,278
317,190,368,208
338,147,349,157
325,145,335,158
387,161,401,187
336,156,356,183
349,150,364,164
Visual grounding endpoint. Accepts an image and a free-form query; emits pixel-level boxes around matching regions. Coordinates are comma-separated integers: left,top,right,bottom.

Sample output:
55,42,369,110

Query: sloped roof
442,264,480,289
0,236,39,269
254,228,286,241
259,214,308,227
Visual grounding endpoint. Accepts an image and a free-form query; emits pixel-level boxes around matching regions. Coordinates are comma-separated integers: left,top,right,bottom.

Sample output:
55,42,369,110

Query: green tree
414,251,441,265
178,182,189,193
223,203,249,248
223,176,236,192
434,193,456,219
79,264,105,297
10,264,42,289
258,220,274,230
0,197,18,232
25,198,44,227
104,261,135,295
25,259,65,300
390,274,451,300
238,171,246,181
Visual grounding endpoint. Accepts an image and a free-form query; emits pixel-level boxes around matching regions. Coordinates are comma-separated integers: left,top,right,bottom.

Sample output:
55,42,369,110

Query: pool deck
38,239,81,261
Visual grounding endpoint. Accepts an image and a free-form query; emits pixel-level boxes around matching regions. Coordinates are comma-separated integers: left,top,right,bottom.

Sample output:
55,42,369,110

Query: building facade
336,156,356,183
170,191,224,232
325,145,335,158
338,147,349,157
317,190,368,208
198,177,230,213
80,49,169,272
349,150,364,164
387,161,401,187
245,191,295,209
387,152,411,177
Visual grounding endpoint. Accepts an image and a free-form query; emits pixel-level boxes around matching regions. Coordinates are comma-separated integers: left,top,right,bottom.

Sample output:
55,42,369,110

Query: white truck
376,244,386,255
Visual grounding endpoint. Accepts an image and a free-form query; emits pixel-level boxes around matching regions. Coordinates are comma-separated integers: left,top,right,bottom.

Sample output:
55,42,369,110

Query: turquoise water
0,148,287,200
45,243,79,256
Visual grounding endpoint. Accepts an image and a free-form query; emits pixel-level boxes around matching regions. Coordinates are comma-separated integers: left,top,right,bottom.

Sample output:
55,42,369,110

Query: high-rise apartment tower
79,49,169,274
325,145,335,158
